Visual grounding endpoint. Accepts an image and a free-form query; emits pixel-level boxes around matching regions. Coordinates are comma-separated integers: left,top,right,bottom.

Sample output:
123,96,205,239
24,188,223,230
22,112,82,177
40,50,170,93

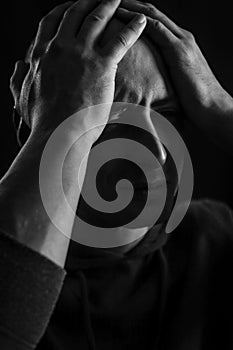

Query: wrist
192,86,233,153
30,102,110,147
189,84,233,130
211,90,233,117
201,82,233,116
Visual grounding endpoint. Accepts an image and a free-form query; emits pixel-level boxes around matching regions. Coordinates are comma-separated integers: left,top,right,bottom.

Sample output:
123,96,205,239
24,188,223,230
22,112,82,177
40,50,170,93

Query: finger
120,0,183,38
77,0,121,46
25,40,35,63
116,8,178,48
115,7,142,23
104,13,147,63
55,0,100,41
34,1,73,49
145,17,179,47
10,61,30,104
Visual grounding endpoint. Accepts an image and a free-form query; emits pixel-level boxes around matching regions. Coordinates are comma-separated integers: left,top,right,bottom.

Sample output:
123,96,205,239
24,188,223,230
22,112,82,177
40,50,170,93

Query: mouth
117,167,169,190
117,179,169,191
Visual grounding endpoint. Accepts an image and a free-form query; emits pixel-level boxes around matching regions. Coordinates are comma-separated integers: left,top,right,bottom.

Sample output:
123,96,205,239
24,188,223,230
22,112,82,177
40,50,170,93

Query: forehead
100,17,178,110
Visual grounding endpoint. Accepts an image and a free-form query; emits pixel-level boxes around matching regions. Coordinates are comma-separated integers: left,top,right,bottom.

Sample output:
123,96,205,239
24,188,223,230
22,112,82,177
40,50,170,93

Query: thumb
104,13,147,64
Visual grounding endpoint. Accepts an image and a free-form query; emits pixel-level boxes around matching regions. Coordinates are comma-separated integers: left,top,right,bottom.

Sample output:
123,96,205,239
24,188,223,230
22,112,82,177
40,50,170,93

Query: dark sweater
0,199,233,350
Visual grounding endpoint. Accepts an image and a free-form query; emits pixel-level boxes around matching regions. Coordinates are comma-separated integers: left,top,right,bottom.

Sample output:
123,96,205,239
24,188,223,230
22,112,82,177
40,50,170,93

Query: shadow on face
75,17,183,229
13,16,182,230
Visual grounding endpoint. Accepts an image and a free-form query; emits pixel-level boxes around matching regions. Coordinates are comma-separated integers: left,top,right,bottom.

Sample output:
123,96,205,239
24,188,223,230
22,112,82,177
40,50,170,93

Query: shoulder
164,199,233,333
166,198,233,260
183,198,233,241
164,199,233,296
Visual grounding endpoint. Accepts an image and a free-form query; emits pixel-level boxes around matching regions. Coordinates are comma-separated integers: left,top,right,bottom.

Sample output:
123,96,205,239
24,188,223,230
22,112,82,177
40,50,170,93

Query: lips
118,167,167,189
137,178,164,188
118,179,168,191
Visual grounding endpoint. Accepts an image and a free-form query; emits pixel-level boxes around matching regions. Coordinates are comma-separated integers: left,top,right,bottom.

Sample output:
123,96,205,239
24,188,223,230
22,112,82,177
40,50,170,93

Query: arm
0,229,66,350
116,0,233,155
0,0,147,348
4,0,147,266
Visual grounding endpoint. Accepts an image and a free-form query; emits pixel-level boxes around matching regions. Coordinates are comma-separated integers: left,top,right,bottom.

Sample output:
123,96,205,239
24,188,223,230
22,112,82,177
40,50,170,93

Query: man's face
77,17,182,229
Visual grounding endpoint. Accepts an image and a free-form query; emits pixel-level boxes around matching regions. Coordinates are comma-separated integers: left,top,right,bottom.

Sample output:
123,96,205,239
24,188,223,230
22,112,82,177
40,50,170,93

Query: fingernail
136,14,146,23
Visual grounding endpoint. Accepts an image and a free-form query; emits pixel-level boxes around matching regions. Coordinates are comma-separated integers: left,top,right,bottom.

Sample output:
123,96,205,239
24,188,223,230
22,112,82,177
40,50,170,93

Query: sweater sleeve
0,230,66,350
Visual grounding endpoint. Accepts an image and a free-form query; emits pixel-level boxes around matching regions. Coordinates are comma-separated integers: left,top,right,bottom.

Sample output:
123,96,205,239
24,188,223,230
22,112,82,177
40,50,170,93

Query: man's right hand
10,0,147,140
2,0,148,266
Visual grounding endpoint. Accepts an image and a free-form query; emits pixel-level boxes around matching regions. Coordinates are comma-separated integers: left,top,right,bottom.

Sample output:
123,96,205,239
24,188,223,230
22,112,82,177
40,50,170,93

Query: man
0,0,233,349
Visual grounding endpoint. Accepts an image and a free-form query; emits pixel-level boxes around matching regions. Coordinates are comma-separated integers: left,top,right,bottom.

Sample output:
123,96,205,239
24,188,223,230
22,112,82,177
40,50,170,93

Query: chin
77,166,178,228
123,195,175,229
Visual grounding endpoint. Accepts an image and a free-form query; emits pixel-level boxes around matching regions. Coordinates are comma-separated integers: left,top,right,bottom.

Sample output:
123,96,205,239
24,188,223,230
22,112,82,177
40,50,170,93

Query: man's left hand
116,0,233,151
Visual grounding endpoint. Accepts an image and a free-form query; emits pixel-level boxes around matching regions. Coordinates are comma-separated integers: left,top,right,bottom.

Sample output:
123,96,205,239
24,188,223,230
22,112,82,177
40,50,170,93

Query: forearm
0,229,66,350
0,115,94,268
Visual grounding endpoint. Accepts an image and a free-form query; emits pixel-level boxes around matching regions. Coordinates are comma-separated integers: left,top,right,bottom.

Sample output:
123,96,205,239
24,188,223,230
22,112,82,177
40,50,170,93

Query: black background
2,0,233,207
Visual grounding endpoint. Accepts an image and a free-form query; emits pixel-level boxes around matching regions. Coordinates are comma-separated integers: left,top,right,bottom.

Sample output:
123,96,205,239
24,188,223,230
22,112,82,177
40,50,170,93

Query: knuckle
39,13,53,26
180,42,194,60
128,24,140,35
87,13,104,23
38,18,44,27
153,20,162,30
183,29,195,42
32,45,44,60
9,74,15,88
49,39,63,53
9,82,17,98
13,60,21,71
144,2,157,15
9,73,19,95
10,64,17,84
76,42,95,60
75,43,85,56
45,40,64,59
116,33,128,47
76,45,91,60
25,41,35,62
65,6,78,16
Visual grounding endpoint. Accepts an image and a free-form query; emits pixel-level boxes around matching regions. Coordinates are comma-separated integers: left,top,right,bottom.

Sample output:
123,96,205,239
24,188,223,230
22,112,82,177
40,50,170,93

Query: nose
140,108,167,166
110,105,167,168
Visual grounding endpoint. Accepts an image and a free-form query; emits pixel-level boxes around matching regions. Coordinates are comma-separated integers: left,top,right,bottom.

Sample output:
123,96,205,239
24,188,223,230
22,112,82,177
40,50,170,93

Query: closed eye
152,108,185,128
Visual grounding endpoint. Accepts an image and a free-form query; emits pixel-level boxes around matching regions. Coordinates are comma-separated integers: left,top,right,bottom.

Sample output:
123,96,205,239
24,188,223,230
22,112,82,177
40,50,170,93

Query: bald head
99,17,178,110
25,16,178,110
